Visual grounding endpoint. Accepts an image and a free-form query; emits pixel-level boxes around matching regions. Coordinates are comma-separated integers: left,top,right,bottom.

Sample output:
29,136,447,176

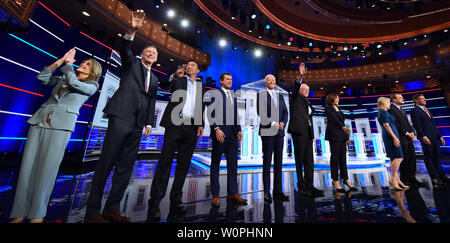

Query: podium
353,133,367,159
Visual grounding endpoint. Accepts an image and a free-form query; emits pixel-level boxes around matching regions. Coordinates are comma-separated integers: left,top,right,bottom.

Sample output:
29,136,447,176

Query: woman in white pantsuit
9,48,102,223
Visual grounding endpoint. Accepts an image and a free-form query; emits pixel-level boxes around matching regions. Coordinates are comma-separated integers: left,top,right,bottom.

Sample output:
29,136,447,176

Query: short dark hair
142,45,157,52
186,59,202,71
219,72,232,81
390,93,401,101
326,93,338,106
412,94,424,103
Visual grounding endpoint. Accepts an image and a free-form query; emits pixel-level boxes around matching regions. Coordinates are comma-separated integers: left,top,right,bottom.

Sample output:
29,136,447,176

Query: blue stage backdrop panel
196,32,273,90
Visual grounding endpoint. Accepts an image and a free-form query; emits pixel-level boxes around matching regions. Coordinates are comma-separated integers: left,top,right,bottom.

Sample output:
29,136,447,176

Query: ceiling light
219,39,226,47
343,46,348,51
287,41,291,46
254,49,262,57
181,19,189,28
82,11,90,17
377,44,382,48
251,14,256,19
395,80,399,83
353,46,358,50
265,24,271,30
444,29,448,33
167,9,175,18
426,75,431,78
156,64,161,67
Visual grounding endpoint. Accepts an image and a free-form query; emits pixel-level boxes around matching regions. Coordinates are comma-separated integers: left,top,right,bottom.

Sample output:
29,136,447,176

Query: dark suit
325,105,349,181
257,90,288,195
287,79,315,189
148,76,205,210
389,104,418,183
410,105,446,180
86,37,158,217
209,88,241,196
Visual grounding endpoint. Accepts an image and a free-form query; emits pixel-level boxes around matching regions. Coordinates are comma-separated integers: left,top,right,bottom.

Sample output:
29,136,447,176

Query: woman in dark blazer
9,48,102,223
325,94,357,192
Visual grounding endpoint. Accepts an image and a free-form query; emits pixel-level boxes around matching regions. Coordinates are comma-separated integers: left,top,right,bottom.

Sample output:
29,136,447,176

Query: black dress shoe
310,187,324,198
264,193,272,203
273,192,289,202
432,178,445,186
146,208,161,223
170,202,187,214
412,179,426,188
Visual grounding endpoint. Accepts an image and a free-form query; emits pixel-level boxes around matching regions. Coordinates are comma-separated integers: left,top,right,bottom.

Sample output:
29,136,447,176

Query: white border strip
29,19,65,43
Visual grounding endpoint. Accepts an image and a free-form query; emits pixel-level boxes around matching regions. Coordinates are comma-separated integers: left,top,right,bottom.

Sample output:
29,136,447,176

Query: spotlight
403,41,408,46
219,39,226,47
249,21,255,33
82,11,90,17
353,46,358,50
444,29,448,33
154,0,160,8
181,19,189,28
377,44,382,48
167,9,175,18
265,24,271,30
251,14,256,19
232,43,237,50
287,41,292,46
343,46,348,51
254,49,262,57
195,26,201,35
308,41,313,47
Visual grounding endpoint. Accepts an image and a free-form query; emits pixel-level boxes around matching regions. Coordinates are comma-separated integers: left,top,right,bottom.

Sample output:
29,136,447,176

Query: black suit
287,79,315,189
257,90,288,195
148,76,205,210
325,105,349,181
209,88,241,196
86,37,158,217
389,104,418,183
410,105,446,180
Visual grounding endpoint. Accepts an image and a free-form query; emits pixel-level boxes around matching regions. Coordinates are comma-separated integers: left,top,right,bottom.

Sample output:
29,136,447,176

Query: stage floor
0,155,449,223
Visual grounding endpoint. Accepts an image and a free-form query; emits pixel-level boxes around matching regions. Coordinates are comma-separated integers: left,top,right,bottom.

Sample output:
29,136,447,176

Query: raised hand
65,48,76,65
299,62,307,75
131,9,145,30
175,64,186,78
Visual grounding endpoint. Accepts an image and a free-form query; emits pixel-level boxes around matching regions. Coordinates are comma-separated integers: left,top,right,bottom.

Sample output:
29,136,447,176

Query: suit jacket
103,38,158,128
287,79,315,138
159,76,206,129
325,105,349,142
256,90,289,137
410,105,442,141
389,104,415,140
28,65,99,132
209,88,241,140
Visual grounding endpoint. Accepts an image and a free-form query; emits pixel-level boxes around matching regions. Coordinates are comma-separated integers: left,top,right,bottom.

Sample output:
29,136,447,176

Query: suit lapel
138,62,146,92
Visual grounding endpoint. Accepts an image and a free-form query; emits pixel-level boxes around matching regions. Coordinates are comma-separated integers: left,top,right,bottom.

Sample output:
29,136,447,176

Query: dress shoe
431,178,445,186
85,215,109,223
101,210,131,223
264,193,272,203
170,202,187,214
332,184,346,193
412,180,426,188
273,192,289,202
227,194,248,205
344,182,358,192
146,208,161,223
211,196,221,207
310,187,324,197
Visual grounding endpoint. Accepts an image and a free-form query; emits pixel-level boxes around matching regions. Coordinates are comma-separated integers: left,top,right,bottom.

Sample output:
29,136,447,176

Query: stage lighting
343,46,348,51
181,19,189,28
154,0,161,8
377,44,382,48
195,26,201,35
308,41,313,47
444,29,448,33
167,9,175,18
254,49,262,57
232,43,238,50
287,41,292,46
219,39,226,47
353,46,358,50
82,11,90,17
251,12,256,19
266,24,271,30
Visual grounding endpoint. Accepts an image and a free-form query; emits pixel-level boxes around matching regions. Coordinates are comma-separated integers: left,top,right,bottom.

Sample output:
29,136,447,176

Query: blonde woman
9,48,102,223
377,97,409,191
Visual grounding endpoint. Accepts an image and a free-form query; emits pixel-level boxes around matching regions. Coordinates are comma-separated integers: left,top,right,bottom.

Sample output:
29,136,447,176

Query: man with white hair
287,63,324,198
257,74,289,203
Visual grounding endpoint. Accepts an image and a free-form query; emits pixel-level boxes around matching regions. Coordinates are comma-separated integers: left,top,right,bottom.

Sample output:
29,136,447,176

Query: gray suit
10,64,99,219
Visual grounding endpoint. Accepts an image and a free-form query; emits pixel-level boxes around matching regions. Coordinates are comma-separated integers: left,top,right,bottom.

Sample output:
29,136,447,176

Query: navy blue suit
257,90,289,194
410,105,446,180
209,89,241,196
